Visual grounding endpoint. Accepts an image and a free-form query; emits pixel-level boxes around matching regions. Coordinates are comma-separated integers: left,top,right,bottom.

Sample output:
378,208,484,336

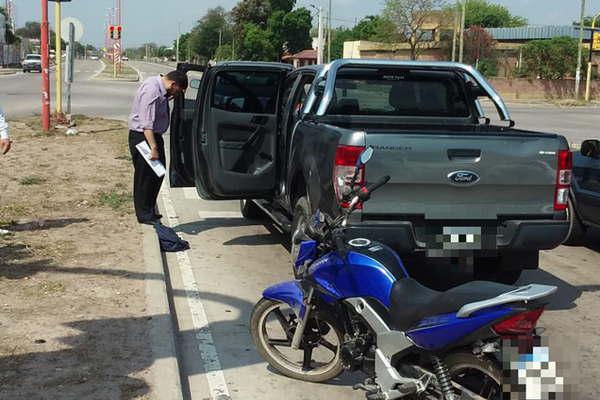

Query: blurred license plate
437,226,482,251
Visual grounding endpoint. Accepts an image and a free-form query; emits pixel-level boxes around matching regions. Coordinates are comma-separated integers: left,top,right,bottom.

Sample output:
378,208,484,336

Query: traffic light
109,25,115,39
115,26,122,40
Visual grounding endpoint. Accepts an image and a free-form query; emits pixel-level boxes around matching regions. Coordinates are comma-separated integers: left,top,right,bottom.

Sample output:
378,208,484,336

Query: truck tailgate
363,131,560,220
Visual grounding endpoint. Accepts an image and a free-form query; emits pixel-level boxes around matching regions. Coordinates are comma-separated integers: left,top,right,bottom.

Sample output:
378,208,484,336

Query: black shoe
138,217,159,225
153,213,163,220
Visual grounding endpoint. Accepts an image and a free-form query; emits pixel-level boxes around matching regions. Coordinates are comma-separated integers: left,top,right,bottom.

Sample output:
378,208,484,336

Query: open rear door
195,63,291,200
169,63,206,187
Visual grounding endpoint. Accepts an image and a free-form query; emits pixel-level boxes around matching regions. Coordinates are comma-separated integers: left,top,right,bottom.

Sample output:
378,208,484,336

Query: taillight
554,150,572,211
492,308,544,335
334,145,365,209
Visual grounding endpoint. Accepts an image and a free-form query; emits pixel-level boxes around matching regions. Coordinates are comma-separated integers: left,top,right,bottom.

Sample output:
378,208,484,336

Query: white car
122,56,129,61
22,54,42,73
89,55,99,60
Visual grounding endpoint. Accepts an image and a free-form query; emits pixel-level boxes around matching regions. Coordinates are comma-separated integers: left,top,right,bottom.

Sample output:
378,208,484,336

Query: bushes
522,36,579,79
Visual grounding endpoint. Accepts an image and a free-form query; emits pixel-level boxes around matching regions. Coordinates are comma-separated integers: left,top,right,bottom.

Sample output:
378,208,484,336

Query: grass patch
0,204,32,225
19,176,46,186
96,189,133,211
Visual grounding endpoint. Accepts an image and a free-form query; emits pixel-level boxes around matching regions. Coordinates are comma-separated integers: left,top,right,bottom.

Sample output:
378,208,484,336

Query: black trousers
129,130,166,222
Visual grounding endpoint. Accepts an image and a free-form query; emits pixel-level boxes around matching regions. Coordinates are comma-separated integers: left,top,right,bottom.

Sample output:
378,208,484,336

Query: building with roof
282,49,318,68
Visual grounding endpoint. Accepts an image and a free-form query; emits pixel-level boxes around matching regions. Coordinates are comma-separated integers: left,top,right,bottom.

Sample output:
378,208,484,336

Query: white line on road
198,211,241,219
89,60,106,80
128,63,144,81
160,185,232,400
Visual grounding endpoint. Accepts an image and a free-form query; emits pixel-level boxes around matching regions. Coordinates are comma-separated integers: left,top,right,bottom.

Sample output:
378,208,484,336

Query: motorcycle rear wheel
444,352,503,400
250,298,344,382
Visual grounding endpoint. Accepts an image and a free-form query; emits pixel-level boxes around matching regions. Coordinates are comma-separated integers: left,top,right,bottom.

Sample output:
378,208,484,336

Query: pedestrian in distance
128,70,188,224
0,105,12,155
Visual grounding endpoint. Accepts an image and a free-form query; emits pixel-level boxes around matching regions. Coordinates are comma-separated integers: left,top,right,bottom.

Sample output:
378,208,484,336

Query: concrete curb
0,69,19,75
143,224,184,400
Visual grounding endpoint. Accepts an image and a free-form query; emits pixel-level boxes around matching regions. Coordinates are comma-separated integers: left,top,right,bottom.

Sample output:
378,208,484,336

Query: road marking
183,187,199,199
160,185,232,400
89,60,105,80
128,63,144,81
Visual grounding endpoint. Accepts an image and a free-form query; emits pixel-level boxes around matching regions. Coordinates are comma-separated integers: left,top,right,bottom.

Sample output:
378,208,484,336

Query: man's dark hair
165,70,188,89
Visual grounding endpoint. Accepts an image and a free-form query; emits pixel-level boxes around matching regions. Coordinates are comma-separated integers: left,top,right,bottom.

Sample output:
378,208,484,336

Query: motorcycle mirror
357,147,374,167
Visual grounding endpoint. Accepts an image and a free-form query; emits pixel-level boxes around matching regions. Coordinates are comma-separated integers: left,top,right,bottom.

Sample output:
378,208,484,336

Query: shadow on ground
0,241,163,281
1,218,89,232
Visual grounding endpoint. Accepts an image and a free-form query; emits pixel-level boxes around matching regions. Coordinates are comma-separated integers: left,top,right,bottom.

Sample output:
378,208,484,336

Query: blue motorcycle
250,148,557,400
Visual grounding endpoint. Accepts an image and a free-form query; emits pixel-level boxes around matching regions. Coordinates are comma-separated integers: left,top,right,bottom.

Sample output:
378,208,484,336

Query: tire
290,196,310,269
250,298,344,383
563,199,587,245
444,352,503,400
240,199,262,220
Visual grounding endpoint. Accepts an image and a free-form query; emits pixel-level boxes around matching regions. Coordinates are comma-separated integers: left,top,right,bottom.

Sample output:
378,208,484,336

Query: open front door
195,64,291,200
169,63,206,187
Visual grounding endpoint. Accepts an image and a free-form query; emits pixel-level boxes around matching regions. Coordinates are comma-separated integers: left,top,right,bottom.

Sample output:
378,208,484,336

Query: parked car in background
565,139,600,244
170,59,571,284
122,56,129,61
22,54,42,73
89,55,100,60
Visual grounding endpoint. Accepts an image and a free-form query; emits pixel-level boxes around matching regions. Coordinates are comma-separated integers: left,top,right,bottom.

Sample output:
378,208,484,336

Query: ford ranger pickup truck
169,59,571,284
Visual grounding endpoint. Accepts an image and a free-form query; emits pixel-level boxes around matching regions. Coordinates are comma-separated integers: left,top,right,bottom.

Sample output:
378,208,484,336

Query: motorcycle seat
388,278,517,331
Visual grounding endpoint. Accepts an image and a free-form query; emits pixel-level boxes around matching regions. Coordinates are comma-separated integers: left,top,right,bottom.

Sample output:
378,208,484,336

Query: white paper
135,141,166,178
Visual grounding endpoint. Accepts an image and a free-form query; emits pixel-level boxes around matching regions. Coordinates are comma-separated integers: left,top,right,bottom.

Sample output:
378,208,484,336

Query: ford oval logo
447,171,480,185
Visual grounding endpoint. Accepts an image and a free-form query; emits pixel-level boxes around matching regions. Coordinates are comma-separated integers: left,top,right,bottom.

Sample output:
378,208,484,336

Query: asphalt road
2,62,600,399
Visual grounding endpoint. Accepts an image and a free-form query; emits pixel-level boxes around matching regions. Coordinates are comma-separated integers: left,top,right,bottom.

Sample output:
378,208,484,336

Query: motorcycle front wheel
250,298,344,382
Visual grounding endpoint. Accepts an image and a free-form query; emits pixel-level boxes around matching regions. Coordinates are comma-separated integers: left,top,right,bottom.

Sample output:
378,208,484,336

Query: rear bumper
345,219,569,254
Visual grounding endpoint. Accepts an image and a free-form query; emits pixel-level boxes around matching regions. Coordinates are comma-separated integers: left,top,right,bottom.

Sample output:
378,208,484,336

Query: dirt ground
0,116,152,399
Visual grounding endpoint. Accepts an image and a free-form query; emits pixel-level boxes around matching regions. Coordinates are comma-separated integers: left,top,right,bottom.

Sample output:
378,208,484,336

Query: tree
15,21,40,38
240,23,278,61
463,0,527,28
189,7,232,62
281,8,312,54
462,25,497,76
214,44,234,61
383,0,448,60
329,16,398,60
231,0,270,36
522,36,579,79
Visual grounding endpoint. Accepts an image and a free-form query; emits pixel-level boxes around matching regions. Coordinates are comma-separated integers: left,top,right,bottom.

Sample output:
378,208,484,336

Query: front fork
291,286,314,350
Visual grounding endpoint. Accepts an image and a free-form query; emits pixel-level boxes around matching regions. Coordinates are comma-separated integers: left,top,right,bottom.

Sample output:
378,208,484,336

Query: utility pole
176,22,181,64
585,12,600,101
327,0,332,63
458,0,466,63
451,2,459,61
41,0,51,131
575,0,587,99
317,6,324,64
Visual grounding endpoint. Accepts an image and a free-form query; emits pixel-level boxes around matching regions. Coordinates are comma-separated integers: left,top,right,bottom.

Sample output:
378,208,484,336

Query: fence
0,44,22,67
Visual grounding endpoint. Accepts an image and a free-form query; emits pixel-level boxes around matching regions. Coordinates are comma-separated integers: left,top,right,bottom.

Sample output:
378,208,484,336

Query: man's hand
150,146,159,161
1,139,11,155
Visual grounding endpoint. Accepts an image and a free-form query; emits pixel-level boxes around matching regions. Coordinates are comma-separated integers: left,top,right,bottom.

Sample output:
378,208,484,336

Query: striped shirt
128,75,170,134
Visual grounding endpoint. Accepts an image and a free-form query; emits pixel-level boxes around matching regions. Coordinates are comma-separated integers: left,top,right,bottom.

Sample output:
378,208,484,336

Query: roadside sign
594,32,600,51
61,17,84,42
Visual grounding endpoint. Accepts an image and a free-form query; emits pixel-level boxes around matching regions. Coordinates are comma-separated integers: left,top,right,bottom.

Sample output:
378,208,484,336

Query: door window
212,71,281,114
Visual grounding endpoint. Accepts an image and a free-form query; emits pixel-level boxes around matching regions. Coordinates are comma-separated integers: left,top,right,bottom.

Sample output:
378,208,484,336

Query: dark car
565,139,600,244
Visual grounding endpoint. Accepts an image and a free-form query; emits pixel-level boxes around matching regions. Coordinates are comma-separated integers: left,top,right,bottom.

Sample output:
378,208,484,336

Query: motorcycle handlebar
358,175,391,202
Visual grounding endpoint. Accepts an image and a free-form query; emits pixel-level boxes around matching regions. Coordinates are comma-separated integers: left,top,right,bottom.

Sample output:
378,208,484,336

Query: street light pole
585,12,600,101
54,0,62,115
575,0,586,99
458,0,466,63
451,2,459,61
176,21,181,64
41,0,50,132
327,0,331,63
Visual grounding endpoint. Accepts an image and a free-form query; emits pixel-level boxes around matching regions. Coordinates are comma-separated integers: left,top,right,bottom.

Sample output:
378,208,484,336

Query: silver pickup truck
170,59,571,284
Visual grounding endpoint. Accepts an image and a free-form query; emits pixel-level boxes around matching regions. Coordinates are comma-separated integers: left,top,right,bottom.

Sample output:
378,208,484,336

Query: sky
9,0,600,48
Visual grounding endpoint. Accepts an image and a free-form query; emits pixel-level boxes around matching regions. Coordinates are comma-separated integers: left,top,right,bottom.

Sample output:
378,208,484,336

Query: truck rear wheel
563,199,587,245
290,196,310,269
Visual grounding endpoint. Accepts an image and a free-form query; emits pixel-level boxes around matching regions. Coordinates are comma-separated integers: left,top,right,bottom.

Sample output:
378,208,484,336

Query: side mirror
190,79,201,89
581,139,600,159
357,146,374,167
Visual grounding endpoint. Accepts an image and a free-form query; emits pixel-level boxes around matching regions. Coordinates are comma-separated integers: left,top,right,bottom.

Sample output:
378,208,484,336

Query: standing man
129,71,188,224
0,105,11,155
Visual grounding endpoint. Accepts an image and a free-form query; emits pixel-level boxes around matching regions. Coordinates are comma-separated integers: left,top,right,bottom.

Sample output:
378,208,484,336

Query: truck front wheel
240,199,263,220
290,196,310,271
